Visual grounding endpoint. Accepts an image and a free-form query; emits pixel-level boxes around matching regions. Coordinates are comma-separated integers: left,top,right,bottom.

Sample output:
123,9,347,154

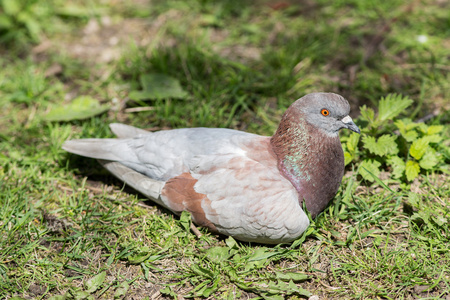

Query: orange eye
321,109,330,116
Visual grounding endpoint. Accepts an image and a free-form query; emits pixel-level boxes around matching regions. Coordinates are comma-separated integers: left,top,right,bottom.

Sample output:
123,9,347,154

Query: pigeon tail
62,139,125,161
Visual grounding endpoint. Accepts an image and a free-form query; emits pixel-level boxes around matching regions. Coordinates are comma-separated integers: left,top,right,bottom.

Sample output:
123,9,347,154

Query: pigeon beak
342,115,360,134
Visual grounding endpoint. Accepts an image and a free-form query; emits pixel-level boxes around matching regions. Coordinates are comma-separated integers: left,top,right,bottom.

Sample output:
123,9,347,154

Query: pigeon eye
321,109,330,116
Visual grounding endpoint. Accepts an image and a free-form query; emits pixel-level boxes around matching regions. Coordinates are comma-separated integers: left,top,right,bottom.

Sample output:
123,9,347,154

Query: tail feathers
62,123,148,160
98,160,166,207
110,123,150,138
62,139,125,161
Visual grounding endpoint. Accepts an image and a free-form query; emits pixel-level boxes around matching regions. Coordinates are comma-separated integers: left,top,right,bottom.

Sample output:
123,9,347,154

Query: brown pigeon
63,92,360,244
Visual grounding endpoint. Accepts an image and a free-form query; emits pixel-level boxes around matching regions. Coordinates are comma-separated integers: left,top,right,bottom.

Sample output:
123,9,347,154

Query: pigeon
62,92,360,244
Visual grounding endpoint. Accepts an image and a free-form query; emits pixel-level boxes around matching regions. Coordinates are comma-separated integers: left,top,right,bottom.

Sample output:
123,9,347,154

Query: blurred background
1,0,448,132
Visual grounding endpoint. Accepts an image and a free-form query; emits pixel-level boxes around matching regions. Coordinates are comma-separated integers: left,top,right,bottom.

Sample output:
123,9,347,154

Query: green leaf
84,271,106,293
411,211,430,225
263,280,311,297
387,156,405,179
358,160,381,182
191,264,214,279
275,271,309,282
362,134,398,156
205,246,231,261
419,149,439,170
346,132,360,155
248,248,275,261
17,11,41,40
2,0,21,15
127,246,152,264
72,290,93,300
259,293,284,300
225,236,238,249
408,192,420,208
248,248,280,261
127,252,151,264
201,14,224,27
422,134,443,143
179,211,191,232
129,73,188,101
410,137,429,160
45,96,110,121
114,281,129,299
48,296,67,300
22,15,42,41
160,286,178,297
395,119,419,142
344,151,353,166
290,226,315,249
395,119,418,132
426,125,444,135
403,130,419,142
0,15,13,29
55,5,94,18
405,160,420,181
344,132,360,165
359,105,375,123
440,145,450,161
201,278,220,297
377,94,413,121
362,136,377,152
417,122,427,132
432,215,447,227
288,280,311,297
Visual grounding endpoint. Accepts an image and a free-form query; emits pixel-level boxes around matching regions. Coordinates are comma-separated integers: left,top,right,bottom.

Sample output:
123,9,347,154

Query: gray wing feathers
109,123,150,138
98,160,166,207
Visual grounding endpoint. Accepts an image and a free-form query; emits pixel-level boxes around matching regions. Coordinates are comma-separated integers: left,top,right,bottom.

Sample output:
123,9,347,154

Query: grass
1,0,449,299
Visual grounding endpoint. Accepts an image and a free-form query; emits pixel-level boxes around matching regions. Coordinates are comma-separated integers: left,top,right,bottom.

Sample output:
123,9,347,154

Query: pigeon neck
270,109,344,218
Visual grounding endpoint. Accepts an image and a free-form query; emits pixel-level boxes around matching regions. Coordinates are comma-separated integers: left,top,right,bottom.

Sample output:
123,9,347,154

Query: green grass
1,0,449,299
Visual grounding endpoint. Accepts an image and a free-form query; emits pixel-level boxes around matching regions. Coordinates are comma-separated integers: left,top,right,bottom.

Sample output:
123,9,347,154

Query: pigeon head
293,92,360,136
271,92,360,218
